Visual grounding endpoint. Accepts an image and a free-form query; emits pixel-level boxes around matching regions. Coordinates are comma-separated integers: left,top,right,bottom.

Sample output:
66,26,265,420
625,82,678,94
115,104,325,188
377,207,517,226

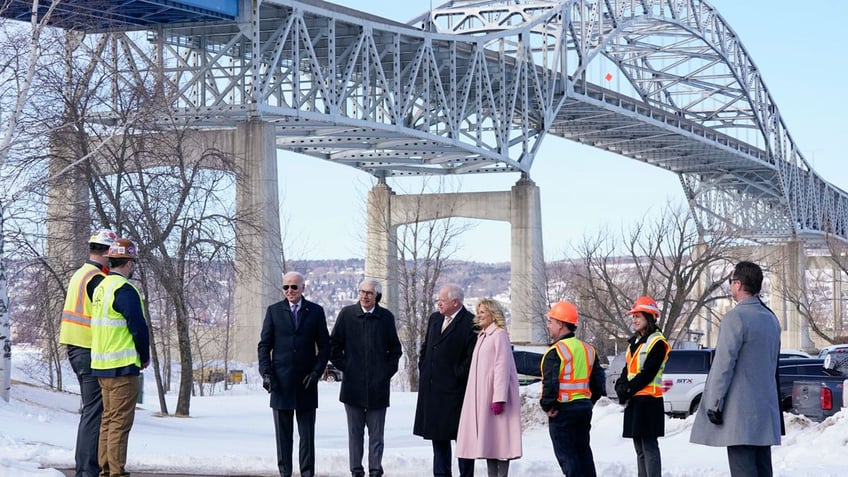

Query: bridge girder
16,0,848,244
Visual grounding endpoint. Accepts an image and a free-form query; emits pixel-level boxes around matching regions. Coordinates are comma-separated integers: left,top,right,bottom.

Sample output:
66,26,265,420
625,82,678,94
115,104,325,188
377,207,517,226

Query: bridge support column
364,175,546,345
508,177,546,344
834,265,844,339
232,121,283,364
46,135,91,272
772,241,807,351
365,180,399,314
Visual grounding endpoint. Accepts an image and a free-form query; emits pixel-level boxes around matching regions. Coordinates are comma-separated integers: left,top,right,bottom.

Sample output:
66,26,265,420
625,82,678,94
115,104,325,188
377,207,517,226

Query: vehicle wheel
688,395,702,416
781,396,792,412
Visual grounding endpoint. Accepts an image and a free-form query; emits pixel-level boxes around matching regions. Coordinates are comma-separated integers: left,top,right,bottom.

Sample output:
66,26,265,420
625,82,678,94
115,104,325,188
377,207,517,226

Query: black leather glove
262,374,273,393
614,378,630,403
302,371,319,389
707,409,723,425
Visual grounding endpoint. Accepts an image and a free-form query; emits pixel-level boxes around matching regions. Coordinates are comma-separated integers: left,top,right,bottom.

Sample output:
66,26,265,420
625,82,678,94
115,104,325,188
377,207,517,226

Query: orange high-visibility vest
542,336,596,402
626,331,670,398
58,263,106,348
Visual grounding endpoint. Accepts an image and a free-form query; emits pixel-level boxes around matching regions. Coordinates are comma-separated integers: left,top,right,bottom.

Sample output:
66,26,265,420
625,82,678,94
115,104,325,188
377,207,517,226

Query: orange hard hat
626,296,660,317
546,301,579,325
105,238,138,260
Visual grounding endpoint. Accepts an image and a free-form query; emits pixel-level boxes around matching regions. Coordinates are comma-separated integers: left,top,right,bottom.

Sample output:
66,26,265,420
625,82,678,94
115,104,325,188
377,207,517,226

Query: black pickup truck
791,349,848,421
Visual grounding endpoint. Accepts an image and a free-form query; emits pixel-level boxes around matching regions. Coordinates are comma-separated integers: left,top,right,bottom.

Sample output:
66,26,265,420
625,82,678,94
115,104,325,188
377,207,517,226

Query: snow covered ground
1,346,846,477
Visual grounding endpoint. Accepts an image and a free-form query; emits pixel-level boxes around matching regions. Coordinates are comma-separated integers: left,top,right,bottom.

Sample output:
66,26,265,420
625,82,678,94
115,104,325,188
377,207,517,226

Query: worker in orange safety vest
539,301,604,477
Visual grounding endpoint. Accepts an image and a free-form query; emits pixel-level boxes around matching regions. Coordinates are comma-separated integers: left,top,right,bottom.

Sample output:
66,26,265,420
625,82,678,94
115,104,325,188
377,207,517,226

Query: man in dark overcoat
258,271,330,477
330,278,402,477
413,284,478,477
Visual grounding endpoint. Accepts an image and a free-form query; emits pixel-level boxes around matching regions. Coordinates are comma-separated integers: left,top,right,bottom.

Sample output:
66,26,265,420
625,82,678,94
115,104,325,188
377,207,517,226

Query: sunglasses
283,284,299,291
728,277,739,285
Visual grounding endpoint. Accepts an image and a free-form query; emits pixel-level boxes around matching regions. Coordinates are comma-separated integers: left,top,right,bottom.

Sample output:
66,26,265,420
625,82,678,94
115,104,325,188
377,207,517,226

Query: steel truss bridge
6,0,848,244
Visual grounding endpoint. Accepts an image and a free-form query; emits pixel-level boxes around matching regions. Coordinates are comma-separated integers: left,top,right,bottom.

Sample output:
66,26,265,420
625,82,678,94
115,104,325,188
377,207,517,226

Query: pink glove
491,402,505,415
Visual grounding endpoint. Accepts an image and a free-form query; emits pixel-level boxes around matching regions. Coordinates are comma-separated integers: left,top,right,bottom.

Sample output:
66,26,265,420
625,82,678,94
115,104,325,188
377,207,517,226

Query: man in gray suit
690,261,782,477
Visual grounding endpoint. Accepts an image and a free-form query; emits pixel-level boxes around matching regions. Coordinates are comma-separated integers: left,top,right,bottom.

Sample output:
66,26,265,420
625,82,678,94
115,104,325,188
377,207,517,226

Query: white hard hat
89,229,117,246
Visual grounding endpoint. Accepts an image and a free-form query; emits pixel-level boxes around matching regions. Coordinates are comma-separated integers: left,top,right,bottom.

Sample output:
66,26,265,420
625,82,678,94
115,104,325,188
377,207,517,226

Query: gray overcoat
690,296,782,447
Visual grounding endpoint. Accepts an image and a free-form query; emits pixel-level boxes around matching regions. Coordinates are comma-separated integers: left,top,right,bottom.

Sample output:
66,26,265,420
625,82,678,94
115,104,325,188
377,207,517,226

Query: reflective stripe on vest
90,275,143,370
543,337,596,402
58,263,105,348
626,331,670,398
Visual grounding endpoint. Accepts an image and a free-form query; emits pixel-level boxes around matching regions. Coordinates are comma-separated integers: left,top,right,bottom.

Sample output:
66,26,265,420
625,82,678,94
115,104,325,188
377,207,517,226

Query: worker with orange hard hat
616,296,670,477
539,301,604,477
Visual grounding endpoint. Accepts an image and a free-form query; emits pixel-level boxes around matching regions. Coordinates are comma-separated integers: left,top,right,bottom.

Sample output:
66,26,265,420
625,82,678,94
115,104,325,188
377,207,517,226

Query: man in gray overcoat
690,261,782,477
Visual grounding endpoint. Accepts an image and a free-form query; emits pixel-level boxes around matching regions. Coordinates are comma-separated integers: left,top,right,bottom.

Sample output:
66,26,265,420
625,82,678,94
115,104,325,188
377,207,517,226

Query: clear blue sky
278,0,848,263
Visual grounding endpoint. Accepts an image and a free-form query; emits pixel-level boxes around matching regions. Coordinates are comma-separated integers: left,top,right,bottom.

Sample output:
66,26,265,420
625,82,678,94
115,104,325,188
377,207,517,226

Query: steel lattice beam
5,0,848,245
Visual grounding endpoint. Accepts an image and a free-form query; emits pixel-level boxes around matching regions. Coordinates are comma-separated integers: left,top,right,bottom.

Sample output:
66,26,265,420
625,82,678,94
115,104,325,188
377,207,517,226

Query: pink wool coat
456,324,522,460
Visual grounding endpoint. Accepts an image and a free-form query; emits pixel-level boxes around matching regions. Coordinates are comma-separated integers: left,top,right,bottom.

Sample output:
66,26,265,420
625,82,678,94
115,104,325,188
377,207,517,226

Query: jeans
272,409,316,477
633,436,661,477
97,375,140,477
68,346,102,477
727,445,773,477
548,400,596,477
344,404,386,476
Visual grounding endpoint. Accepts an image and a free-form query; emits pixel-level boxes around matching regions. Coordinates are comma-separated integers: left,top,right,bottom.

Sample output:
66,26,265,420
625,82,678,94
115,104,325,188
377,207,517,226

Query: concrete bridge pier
45,121,283,365
231,121,283,364
833,265,844,338
770,241,813,351
364,175,547,344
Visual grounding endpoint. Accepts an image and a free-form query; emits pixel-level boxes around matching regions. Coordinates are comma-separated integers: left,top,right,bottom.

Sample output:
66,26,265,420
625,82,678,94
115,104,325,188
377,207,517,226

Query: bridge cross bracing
7,0,847,246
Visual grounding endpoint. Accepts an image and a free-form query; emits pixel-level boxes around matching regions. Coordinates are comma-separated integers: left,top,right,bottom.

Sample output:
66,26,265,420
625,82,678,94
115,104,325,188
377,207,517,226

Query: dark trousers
485,459,509,477
632,436,661,477
548,401,596,477
727,445,772,477
68,346,102,477
344,404,386,477
432,440,474,477
272,409,316,477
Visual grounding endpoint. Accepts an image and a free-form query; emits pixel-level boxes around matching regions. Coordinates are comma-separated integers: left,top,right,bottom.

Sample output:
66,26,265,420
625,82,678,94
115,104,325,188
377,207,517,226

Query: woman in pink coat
457,298,522,477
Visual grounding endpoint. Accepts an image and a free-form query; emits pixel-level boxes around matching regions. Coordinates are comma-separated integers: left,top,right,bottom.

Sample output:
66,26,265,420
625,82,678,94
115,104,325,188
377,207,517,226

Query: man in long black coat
413,284,478,477
258,271,330,477
330,278,402,477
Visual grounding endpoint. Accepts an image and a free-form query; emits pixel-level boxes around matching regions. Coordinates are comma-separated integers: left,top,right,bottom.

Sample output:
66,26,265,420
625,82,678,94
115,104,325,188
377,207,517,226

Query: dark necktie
291,303,299,327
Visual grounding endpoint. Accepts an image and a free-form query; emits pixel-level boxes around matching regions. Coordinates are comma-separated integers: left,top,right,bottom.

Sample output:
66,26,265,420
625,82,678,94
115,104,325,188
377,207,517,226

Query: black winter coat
618,333,669,438
413,306,477,440
330,304,402,409
257,298,330,410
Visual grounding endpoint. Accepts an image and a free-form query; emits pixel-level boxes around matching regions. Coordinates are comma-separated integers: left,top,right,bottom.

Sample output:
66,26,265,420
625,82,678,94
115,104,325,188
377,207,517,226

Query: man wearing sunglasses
258,271,330,477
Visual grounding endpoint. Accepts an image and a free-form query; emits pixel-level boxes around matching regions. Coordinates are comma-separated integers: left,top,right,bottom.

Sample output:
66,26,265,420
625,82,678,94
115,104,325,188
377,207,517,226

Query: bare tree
774,236,848,347
370,178,470,391
564,203,738,351
82,117,239,416
0,1,70,402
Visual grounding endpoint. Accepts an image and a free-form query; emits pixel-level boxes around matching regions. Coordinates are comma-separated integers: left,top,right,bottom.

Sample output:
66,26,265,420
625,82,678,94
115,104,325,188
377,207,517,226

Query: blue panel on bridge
0,0,238,30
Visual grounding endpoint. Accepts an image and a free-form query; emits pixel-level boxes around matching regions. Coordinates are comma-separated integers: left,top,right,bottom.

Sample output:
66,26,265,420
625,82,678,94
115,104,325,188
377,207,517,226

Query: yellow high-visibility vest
542,336,596,402
626,331,670,398
58,263,105,348
90,275,143,370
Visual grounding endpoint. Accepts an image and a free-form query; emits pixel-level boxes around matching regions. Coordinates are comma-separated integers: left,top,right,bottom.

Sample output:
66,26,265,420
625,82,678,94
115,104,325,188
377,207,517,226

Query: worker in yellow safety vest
59,228,117,477
539,301,604,477
615,296,670,477
90,238,150,477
